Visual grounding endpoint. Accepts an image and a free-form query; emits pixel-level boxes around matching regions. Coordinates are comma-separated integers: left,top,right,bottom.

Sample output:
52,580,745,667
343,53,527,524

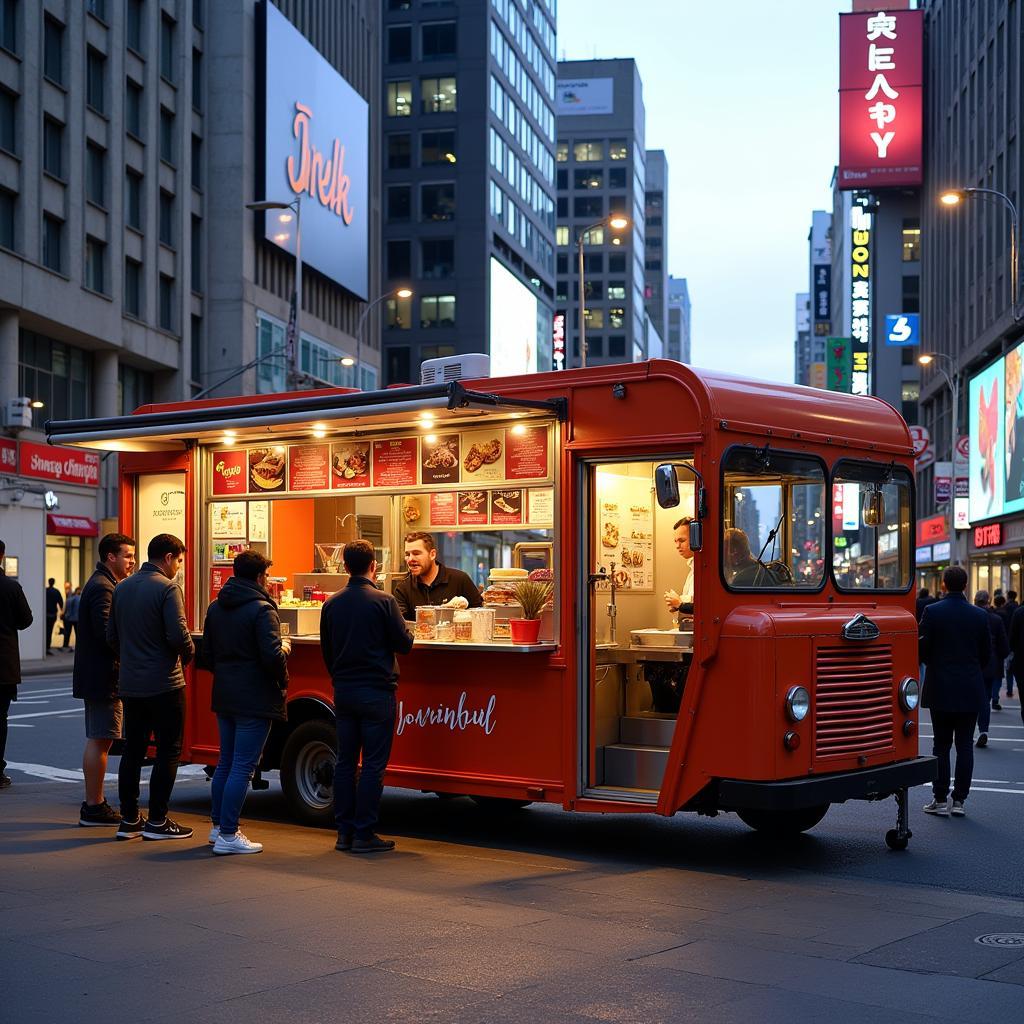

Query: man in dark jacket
392,532,482,620
0,540,33,788
1000,590,1019,698
45,577,63,654
74,533,136,826
107,533,195,841
916,588,936,622
919,566,991,817
975,590,1009,746
201,550,290,855
322,539,413,853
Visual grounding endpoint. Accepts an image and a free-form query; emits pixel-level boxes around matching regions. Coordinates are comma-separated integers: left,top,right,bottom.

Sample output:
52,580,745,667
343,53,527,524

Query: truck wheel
469,796,533,812
736,804,829,836
280,720,336,827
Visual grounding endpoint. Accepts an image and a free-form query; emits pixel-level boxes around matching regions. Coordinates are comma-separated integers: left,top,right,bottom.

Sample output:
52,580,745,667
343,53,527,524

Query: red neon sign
974,523,1002,548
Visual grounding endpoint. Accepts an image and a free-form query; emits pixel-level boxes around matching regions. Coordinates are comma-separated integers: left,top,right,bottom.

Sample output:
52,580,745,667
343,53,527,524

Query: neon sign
286,102,356,225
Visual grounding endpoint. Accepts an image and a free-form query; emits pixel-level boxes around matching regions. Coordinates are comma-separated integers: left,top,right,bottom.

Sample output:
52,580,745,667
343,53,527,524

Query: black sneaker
992,701,1003,710
0,773,11,789
335,833,353,852
79,800,120,827
976,732,989,748
116,817,144,840
142,817,194,841
351,834,396,854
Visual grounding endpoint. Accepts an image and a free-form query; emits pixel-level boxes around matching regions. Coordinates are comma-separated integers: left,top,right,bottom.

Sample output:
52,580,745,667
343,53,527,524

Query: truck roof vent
420,353,491,386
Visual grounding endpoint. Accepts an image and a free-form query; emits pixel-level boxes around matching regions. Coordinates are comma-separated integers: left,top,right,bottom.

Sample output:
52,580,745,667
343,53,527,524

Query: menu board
288,444,330,491
507,426,549,480
460,429,506,483
528,489,554,526
330,441,371,490
596,474,655,592
372,437,418,488
249,501,269,542
457,490,489,526
429,492,458,526
211,502,246,539
421,434,461,485
247,446,287,493
490,489,523,525
212,450,247,496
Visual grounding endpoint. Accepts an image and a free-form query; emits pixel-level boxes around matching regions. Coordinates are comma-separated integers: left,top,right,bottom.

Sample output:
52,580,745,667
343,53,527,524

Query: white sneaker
208,826,218,845
923,799,949,816
950,800,966,817
212,831,263,855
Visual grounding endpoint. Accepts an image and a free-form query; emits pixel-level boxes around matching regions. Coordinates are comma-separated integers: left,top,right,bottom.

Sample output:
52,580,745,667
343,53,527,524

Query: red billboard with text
838,9,923,190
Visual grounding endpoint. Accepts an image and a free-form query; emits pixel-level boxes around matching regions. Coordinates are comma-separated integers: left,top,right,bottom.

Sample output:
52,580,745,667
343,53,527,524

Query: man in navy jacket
919,566,991,817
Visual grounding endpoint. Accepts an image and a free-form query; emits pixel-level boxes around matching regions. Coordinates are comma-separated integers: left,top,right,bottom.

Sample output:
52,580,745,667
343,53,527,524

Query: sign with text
18,441,100,488
885,313,920,346
372,438,418,488
212,449,247,496
0,437,15,472
288,444,330,491
556,77,614,116
974,523,1002,548
849,211,872,396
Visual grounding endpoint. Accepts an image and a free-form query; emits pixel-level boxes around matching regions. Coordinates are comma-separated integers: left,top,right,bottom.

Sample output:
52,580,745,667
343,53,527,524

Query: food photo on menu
332,442,370,483
249,447,287,491
464,437,502,474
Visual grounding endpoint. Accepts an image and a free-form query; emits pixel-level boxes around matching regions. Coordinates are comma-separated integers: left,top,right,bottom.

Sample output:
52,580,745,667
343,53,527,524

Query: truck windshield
831,461,913,591
721,447,827,590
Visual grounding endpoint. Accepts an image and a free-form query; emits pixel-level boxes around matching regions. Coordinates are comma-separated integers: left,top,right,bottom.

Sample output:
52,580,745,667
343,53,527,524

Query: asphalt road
6,671,1024,900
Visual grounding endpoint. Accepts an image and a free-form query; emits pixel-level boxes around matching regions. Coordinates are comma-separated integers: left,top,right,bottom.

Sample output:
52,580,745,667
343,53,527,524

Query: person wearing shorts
73,533,136,826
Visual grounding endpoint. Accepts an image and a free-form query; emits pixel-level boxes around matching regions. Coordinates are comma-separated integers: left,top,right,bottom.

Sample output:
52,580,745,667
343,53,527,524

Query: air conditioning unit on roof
420,353,490,386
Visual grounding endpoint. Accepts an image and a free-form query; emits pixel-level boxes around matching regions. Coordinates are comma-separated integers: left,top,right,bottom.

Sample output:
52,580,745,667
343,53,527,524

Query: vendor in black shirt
392,532,483,620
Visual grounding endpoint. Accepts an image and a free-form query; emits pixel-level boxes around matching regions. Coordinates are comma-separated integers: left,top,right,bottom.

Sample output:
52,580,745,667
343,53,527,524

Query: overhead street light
353,287,413,389
577,214,630,368
918,351,960,563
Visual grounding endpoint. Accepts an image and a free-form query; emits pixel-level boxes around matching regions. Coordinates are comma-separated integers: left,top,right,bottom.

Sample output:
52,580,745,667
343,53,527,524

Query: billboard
258,2,369,298
826,337,852,393
885,313,919,346
849,208,871,396
488,258,551,378
556,78,614,116
968,356,1005,523
838,9,923,189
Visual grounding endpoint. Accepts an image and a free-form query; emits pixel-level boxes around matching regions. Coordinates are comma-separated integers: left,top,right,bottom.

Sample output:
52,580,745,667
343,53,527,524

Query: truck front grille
814,644,894,758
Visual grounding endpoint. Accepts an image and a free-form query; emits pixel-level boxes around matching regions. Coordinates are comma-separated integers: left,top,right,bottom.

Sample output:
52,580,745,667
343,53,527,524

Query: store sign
18,441,99,488
974,523,1002,548
552,311,566,371
809,362,826,389
46,514,99,537
915,545,932,565
954,434,969,498
813,264,831,329
850,209,871,396
885,313,919,347
0,437,16,472
954,497,970,530
916,513,947,545
909,425,932,470
259,1,368,298
838,9,924,189
826,337,853,393
932,541,951,561
212,449,248,496
934,461,952,504
556,77,614,116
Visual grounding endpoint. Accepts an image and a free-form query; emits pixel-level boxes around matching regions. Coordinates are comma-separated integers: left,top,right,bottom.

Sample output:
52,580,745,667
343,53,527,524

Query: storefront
968,519,1024,599
914,512,949,594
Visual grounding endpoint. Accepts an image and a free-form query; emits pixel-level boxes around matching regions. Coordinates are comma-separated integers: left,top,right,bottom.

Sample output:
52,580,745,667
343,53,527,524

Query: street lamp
354,287,413,389
247,197,303,383
939,187,1021,321
577,214,630,368
919,351,959,564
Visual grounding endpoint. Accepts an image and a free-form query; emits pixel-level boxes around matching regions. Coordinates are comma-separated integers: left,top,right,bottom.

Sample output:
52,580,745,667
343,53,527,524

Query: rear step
603,743,668,790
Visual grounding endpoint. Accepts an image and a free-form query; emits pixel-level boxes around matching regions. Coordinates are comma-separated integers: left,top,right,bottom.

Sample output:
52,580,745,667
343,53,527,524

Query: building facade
555,58,646,366
666,275,691,364
380,0,557,384
794,292,811,385
644,149,668,348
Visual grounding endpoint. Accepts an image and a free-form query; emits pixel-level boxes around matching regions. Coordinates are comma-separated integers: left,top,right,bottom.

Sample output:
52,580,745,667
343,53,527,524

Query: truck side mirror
688,520,703,553
654,464,680,508
863,491,885,528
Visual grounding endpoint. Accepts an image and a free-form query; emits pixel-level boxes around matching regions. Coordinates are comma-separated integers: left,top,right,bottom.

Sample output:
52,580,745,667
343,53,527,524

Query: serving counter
286,634,557,653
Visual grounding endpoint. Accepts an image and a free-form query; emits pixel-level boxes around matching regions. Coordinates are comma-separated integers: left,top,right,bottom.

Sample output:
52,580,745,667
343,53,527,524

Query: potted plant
508,579,553,644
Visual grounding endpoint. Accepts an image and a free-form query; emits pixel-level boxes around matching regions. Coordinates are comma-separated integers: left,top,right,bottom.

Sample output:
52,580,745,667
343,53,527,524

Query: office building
380,0,557,384
644,149,668,346
555,58,646,366
794,293,811,385
666,275,691,364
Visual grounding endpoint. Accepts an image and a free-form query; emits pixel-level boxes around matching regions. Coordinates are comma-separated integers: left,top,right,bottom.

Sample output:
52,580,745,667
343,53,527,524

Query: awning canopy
47,514,99,537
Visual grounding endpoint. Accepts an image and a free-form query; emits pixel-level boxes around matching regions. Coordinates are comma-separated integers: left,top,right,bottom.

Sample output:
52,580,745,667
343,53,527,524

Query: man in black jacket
74,533,136,826
919,566,991,816
977,590,1009,741
201,550,290,855
0,540,34,788
45,577,63,655
1001,590,1019,698
392,532,482,620
321,539,413,853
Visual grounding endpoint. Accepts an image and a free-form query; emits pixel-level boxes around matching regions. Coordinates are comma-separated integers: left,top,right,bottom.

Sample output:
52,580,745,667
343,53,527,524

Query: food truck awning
45,381,567,452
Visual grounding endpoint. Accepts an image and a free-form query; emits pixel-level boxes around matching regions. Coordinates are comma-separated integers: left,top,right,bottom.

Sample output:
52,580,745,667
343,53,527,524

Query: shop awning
47,514,99,537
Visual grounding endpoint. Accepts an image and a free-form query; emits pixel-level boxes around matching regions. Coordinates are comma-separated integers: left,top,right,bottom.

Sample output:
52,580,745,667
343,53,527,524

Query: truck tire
280,720,337,827
736,804,829,837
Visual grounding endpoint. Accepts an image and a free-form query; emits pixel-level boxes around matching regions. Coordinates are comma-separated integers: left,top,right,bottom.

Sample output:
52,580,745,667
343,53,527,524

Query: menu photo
421,433,461,485
490,489,523,525
460,428,505,483
457,489,489,526
330,441,371,490
247,446,287,493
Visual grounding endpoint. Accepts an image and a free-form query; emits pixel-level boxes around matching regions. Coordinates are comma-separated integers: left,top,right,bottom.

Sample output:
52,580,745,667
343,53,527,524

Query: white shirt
681,559,694,605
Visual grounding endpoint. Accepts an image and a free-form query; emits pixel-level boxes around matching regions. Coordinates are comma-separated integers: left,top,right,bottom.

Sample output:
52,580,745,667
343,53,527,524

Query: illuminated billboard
488,258,551,378
257,2,369,298
838,9,923,190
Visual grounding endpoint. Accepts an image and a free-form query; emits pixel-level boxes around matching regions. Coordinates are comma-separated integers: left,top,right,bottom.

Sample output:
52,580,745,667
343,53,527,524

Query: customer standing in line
201,550,291,856
107,534,195,841
919,566,991,817
0,540,33,789
974,590,1009,747
74,533,136,826
321,539,413,853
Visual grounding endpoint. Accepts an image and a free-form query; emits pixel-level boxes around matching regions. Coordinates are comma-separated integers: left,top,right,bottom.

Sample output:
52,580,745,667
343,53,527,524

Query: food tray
630,628,691,648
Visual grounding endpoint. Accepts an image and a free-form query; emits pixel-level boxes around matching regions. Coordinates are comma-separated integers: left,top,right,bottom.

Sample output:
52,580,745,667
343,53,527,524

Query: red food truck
47,359,935,849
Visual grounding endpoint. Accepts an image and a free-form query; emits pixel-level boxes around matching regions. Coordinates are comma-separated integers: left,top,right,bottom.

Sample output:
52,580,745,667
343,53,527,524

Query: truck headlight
785,686,810,722
898,677,920,712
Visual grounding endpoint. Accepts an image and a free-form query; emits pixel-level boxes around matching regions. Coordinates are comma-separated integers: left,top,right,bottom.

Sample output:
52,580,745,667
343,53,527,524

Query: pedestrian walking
62,587,81,650
45,578,63,655
107,534,195,841
916,587,936,622
73,533,136,826
321,539,413,853
1007,600,1024,729
201,550,291,856
1002,590,1019,698
0,540,33,789
973,590,1009,747
919,566,991,817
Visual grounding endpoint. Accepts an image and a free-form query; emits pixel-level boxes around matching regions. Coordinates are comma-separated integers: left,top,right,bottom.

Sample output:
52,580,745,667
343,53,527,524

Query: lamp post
353,287,413,389
919,351,959,565
940,187,1022,321
247,197,302,383
577,214,629,368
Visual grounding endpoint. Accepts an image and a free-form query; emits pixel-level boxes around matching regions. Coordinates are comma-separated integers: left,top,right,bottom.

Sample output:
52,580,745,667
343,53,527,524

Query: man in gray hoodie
107,533,195,840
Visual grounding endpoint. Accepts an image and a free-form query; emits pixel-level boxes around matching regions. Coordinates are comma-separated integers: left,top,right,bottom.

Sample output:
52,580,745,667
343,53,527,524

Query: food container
482,568,528,607
436,618,455,642
454,610,473,641
469,607,495,642
415,606,438,641
630,628,692,649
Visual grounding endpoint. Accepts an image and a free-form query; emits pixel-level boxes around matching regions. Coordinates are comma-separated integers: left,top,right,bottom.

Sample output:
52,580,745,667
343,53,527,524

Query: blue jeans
977,677,1002,735
333,688,396,840
211,715,271,836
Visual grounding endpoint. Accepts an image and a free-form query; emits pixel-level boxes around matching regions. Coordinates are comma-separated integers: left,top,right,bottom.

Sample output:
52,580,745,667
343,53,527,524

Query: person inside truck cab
724,528,794,588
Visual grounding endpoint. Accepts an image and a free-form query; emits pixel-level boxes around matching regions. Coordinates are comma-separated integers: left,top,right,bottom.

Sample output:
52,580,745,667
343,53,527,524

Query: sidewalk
20,647,76,677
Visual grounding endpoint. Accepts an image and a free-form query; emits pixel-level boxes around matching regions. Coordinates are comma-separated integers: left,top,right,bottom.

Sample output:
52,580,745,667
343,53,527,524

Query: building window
574,196,603,219
386,293,412,329
386,184,411,222
191,215,201,292
85,237,106,294
607,281,626,300
421,238,454,279
42,214,63,273
420,295,456,328
387,132,411,169
608,168,626,189
86,48,105,113
555,226,569,246
159,190,174,247
0,88,15,153
43,117,63,178
609,139,628,160
190,314,202,387
160,13,175,81
119,363,154,415
645,258,662,271
125,169,143,229
421,21,456,59
0,188,14,249
573,141,603,162
124,258,142,317
421,182,455,221
0,0,15,54
86,0,107,20
581,226,604,245
86,144,105,206
192,0,203,28
902,273,920,314
421,129,456,165
556,169,567,190
159,107,174,164
126,80,143,137
902,219,921,261
158,274,174,331
556,254,567,275
608,307,625,328
386,239,411,280
387,24,411,62
43,17,64,86
608,252,626,272
18,332,93,426
386,80,412,117
126,0,143,53
584,308,604,329
556,196,567,219
583,253,603,274
421,76,456,113
386,345,411,386
574,169,603,190
556,142,568,162
192,48,202,111
609,335,626,358
191,134,202,189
